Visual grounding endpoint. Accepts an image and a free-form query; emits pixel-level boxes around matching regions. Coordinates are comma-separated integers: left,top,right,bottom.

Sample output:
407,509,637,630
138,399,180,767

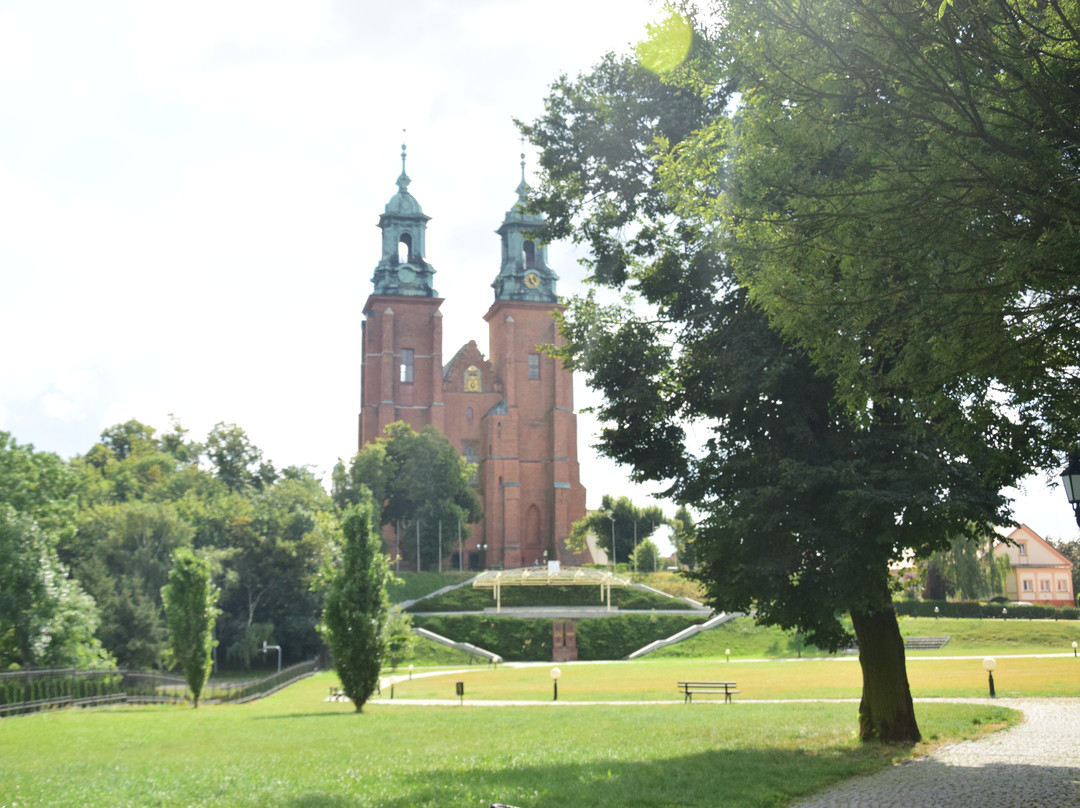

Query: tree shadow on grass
311,747,903,808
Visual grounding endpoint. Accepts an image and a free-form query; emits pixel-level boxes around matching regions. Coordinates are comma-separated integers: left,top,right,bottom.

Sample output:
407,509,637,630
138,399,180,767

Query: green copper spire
372,143,437,297
492,152,557,303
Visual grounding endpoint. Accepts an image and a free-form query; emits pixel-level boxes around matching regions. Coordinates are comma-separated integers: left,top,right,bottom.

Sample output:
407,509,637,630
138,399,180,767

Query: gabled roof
994,523,1074,568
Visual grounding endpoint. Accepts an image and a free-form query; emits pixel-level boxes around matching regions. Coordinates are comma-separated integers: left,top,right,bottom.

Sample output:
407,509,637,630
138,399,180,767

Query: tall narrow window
398,233,412,264
400,348,414,383
524,240,536,269
528,353,540,380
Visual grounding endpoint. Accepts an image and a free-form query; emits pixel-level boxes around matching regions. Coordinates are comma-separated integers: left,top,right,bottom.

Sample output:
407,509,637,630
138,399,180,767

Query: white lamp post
550,666,562,701
261,640,281,673
983,657,997,698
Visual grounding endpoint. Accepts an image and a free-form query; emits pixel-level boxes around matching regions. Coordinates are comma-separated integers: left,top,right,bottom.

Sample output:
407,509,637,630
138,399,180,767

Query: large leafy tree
678,0,1080,467
320,496,392,712
521,16,1012,741
161,547,219,707
335,422,482,570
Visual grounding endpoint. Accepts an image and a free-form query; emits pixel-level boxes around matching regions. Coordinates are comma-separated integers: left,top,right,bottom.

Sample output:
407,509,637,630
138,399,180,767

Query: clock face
398,267,415,284
524,271,541,289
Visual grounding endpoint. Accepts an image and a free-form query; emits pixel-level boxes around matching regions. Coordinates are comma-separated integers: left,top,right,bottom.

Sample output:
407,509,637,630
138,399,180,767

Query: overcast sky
1,0,1075,545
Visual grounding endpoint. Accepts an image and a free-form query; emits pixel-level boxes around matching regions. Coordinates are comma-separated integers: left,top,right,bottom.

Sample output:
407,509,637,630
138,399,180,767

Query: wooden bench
678,681,739,703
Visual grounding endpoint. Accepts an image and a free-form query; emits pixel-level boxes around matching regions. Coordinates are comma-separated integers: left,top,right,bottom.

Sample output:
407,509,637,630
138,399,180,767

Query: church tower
359,145,445,446
479,157,586,567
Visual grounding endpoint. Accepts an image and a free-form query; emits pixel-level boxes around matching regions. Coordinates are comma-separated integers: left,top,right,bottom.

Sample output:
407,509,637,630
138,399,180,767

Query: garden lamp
983,657,997,698
550,667,562,701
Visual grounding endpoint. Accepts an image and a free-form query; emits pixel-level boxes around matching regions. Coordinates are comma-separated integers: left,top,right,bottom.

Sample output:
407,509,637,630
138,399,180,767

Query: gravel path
791,698,1080,807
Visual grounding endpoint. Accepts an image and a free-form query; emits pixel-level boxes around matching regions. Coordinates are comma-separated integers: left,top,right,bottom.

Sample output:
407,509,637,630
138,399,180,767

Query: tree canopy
334,422,482,570
670,0,1080,467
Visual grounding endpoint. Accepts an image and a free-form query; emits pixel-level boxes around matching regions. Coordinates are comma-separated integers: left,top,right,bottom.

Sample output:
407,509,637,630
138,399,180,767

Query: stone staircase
903,636,950,650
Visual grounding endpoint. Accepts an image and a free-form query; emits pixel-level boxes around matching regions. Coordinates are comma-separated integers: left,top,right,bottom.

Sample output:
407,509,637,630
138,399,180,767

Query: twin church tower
358,147,587,569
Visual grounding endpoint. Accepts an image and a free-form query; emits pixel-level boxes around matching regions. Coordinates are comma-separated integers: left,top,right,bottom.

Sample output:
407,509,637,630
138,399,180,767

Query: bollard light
1072,641,1077,658
550,666,562,701
1002,608,1008,621
934,606,939,618
409,664,414,680
725,648,731,663
983,657,997,698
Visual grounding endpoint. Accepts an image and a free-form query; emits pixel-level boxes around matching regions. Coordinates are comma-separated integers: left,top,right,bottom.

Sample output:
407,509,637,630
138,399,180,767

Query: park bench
678,681,739,703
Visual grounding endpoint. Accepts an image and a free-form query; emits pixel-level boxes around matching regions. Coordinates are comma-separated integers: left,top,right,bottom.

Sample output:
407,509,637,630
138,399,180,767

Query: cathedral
358,148,587,570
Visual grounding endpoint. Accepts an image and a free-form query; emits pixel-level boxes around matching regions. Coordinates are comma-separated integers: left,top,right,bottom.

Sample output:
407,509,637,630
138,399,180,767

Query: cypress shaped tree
322,495,391,712
161,547,219,708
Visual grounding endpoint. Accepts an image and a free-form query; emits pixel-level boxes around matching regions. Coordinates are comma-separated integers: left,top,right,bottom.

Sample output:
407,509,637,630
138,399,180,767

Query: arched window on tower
398,233,412,264
523,239,536,269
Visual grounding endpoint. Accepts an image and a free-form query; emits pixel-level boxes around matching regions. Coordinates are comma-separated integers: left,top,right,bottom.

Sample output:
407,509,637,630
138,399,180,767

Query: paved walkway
791,698,1080,807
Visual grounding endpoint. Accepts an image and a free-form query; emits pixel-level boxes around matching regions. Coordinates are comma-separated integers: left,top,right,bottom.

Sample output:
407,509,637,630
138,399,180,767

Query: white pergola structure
472,566,629,613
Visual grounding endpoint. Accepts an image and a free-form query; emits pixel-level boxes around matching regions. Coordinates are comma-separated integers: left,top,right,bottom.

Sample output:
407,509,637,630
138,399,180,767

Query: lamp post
934,606,940,619
550,667,562,701
1002,607,1008,621
607,512,616,573
1060,453,1080,528
261,640,282,673
1072,641,1077,658
983,657,997,698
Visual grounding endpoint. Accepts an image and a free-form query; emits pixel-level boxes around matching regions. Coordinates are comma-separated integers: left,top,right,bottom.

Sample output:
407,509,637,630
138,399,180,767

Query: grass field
0,671,1016,808
385,654,1080,702
650,615,1080,659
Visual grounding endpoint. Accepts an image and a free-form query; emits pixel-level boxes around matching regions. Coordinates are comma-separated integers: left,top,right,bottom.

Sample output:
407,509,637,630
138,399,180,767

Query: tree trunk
850,606,920,743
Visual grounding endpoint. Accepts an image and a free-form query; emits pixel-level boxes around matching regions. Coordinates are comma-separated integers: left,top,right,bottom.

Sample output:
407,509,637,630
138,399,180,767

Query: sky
1,0,1076,548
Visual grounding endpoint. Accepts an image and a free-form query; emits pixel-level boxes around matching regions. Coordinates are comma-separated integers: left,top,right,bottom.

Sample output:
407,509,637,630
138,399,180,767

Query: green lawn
0,671,1014,808
649,614,1080,660
385,654,1080,701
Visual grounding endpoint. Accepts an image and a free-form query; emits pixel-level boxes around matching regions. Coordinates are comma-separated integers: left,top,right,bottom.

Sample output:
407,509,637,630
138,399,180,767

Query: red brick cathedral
359,149,587,569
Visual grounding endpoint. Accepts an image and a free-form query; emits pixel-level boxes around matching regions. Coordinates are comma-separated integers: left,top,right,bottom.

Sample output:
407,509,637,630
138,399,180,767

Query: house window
1040,579,1051,591
1019,543,1027,556
467,407,474,422
528,353,540,380
400,348,414,383
1059,579,1069,592
1022,579,1032,592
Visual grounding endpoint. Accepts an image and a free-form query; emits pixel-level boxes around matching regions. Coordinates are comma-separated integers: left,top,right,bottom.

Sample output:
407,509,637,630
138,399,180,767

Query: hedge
411,614,704,661
895,600,1079,620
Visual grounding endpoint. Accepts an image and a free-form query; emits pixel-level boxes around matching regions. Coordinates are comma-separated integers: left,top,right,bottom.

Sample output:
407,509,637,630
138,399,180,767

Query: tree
924,534,1009,601
671,505,697,570
0,506,112,670
0,434,110,670
568,495,666,567
320,496,392,712
521,15,1011,741
161,547,219,708
674,0,1080,467
205,423,277,493
70,501,194,668
336,423,482,570
631,538,662,573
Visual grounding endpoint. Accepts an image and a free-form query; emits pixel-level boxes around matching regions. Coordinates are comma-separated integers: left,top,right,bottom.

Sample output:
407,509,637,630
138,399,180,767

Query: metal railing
0,661,319,716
